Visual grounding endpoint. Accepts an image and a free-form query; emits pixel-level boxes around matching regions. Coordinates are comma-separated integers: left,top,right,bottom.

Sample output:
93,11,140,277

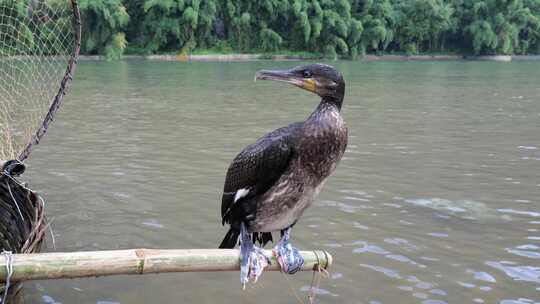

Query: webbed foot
239,223,270,288
273,227,304,274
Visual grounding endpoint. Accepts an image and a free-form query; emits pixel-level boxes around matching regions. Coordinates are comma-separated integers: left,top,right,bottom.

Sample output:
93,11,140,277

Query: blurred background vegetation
84,0,540,59
3,0,540,59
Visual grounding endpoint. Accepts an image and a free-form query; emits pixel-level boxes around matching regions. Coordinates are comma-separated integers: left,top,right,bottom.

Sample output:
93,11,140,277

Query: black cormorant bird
219,63,347,285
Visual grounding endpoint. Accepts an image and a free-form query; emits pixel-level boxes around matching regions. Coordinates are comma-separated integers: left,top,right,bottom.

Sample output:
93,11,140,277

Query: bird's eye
302,70,312,78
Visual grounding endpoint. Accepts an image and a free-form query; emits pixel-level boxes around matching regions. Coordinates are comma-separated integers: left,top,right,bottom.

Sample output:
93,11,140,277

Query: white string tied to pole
0,251,14,304
5,179,24,223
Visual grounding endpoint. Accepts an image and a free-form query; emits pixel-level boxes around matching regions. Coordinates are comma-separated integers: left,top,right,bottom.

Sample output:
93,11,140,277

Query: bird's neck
309,96,343,119
299,96,347,180
321,92,344,111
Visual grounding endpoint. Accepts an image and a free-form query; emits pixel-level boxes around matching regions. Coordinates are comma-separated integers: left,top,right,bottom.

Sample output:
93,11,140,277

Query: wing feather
221,122,302,224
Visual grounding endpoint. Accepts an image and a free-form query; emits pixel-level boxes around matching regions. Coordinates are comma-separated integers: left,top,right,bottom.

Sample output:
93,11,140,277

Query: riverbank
78,54,540,62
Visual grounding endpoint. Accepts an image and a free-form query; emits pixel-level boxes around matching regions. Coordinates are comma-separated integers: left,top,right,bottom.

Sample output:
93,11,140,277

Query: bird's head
255,63,345,107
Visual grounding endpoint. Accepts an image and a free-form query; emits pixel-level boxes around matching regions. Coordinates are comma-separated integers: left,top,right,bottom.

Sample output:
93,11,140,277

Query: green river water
20,60,540,304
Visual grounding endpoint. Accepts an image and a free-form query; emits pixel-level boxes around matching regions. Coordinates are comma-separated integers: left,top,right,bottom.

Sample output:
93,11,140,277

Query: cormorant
219,63,347,286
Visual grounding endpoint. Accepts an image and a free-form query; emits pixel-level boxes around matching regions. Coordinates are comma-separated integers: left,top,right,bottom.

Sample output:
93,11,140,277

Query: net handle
17,0,82,162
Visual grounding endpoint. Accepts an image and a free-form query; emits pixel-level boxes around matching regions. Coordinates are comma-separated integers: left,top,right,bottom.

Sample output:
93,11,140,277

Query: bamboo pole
0,249,332,282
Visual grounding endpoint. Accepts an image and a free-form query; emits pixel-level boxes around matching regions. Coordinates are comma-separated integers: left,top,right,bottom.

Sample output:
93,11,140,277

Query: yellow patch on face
302,78,317,93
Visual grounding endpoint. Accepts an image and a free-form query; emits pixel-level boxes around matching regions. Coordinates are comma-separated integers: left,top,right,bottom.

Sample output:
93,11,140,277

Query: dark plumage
1,160,25,177
219,64,348,251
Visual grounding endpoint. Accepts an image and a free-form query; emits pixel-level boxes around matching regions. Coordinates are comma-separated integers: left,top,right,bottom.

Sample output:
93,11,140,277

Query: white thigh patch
234,188,250,203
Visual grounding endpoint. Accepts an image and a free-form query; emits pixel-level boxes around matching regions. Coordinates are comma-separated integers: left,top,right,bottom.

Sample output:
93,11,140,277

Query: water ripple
423,300,448,304
500,299,539,304
353,242,390,255
506,244,540,259
466,269,497,283
299,286,337,296
517,146,538,150
497,209,540,218
486,261,540,284
404,198,489,219
42,295,62,304
360,264,402,279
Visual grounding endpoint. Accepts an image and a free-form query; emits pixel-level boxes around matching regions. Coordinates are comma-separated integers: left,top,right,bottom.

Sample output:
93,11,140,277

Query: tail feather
219,229,274,249
254,232,273,247
219,227,240,248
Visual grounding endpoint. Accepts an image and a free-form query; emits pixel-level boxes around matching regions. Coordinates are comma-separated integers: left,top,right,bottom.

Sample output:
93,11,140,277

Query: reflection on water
21,60,540,303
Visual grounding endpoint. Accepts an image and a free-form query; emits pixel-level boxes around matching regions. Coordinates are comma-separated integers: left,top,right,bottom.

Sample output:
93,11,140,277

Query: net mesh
0,0,79,162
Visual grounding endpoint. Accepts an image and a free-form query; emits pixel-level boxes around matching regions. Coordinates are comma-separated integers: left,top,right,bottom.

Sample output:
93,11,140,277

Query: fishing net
0,0,81,162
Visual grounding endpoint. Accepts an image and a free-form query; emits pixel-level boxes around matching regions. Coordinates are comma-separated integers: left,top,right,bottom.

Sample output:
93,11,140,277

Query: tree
78,0,129,60
396,0,455,54
455,0,540,54
45,0,540,57
137,0,217,53
353,0,397,54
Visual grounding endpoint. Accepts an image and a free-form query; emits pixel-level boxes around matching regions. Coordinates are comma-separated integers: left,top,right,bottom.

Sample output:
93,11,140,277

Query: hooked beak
255,69,317,94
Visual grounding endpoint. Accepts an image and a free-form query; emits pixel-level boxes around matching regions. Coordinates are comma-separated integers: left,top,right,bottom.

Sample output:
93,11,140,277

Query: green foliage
105,32,128,59
260,28,283,52
0,0,35,55
63,0,540,58
521,0,540,53
355,0,397,53
136,0,217,53
454,0,540,54
0,0,74,55
78,0,129,59
397,0,455,53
